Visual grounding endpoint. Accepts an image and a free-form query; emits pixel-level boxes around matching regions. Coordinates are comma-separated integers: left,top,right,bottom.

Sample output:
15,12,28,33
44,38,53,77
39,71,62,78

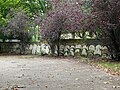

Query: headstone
60,45,64,55
45,44,50,55
23,44,30,54
88,45,95,56
61,33,72,39
85,31,91,39
54,45,58,55
101,46,109,58
11,39,20,42
64,45,70,56
70,45,75,56
75,45,82,56
32,44,37,54
68,33,73,39
75,45,81,53
5,39,9,42
75,33,81,39
0,39,3,42
24,45,29,54
29,44,33,50
36,45,41,55
41,43,46,55
94,45,102,56
81,45,88,56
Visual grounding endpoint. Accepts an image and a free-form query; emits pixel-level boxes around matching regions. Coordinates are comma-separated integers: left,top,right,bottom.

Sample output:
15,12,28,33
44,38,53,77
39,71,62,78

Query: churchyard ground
0,55,120,90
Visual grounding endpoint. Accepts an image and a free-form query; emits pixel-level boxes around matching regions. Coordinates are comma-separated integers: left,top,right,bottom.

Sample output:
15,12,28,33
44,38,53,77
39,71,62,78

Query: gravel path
0,56,120,90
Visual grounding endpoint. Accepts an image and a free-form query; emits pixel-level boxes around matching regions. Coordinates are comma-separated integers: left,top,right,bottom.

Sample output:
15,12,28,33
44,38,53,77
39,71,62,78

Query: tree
22,0,51,15
0,0,22,40
40,0,86,56
91,0,120,60
3,11,30,54
0,0,51,41
0,0,51,54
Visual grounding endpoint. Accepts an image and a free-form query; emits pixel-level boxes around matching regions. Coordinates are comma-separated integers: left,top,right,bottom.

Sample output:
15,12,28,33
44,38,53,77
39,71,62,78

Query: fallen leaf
75,78,79,81
112,86,117,88
104,82,109,84
45,85,48,88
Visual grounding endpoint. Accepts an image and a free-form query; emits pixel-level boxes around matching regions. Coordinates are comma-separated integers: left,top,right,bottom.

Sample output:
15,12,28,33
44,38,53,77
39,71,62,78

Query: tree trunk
72,32,75,39
108,26,120,61
57,32,61,56
108,12,120,60
20,42,26,54
56,38,60,56
49,42,55,56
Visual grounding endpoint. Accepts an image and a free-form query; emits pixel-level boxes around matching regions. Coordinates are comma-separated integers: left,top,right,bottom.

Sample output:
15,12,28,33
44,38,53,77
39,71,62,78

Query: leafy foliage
40,0,87,55
91,0,120,60
5,11,30,42
0,0,50,54
0,0,50,39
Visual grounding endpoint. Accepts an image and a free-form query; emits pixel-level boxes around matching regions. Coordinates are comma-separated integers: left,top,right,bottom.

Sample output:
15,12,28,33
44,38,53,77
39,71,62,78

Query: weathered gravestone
88,45,95,57
41,43,46,55
64,45,70,56
94,45,102,56
70,45,75,56
32,44,37,54
29,44,33,52
36,45,41,55
60,45,64,55
75,45,82,56
81,45,88,56
101,46,109,58
45,44,50,55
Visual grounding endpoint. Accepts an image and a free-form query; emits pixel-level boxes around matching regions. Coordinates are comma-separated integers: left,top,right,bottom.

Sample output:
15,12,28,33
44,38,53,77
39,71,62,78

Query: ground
0,56,120,90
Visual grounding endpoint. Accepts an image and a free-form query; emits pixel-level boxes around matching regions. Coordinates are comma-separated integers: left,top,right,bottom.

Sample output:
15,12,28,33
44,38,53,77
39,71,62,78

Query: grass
79,57,120,76
97,60,120,73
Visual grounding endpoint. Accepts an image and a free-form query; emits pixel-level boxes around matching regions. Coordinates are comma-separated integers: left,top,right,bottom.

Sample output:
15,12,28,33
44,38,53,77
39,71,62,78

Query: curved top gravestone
94,45,102,56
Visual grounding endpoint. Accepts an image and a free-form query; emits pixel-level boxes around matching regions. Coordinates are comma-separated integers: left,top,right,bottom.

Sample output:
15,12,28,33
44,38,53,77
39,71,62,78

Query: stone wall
0,41,110,58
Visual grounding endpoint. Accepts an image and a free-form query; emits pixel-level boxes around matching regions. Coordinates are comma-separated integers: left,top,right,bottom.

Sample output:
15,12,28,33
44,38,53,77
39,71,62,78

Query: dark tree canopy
91,0,120,60
0,0,51,41
5,11,30,42
40,0,86,41
40,0,88,55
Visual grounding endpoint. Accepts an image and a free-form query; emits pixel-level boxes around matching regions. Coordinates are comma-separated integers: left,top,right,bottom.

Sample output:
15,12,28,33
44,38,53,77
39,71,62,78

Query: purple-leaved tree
4,11,31,54
91,0,120,60
40,0,86,56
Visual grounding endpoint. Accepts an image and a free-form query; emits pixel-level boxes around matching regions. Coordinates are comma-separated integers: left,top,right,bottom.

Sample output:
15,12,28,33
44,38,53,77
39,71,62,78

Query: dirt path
0,56,120,90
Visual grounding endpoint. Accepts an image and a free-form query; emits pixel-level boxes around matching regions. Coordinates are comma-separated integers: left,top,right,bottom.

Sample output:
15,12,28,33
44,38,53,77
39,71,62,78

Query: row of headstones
29,44,110,58
28,44,50,55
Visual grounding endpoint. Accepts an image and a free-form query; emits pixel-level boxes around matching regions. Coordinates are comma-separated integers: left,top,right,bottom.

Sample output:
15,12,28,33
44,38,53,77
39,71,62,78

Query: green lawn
80,57,120,75
97,61,120,73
